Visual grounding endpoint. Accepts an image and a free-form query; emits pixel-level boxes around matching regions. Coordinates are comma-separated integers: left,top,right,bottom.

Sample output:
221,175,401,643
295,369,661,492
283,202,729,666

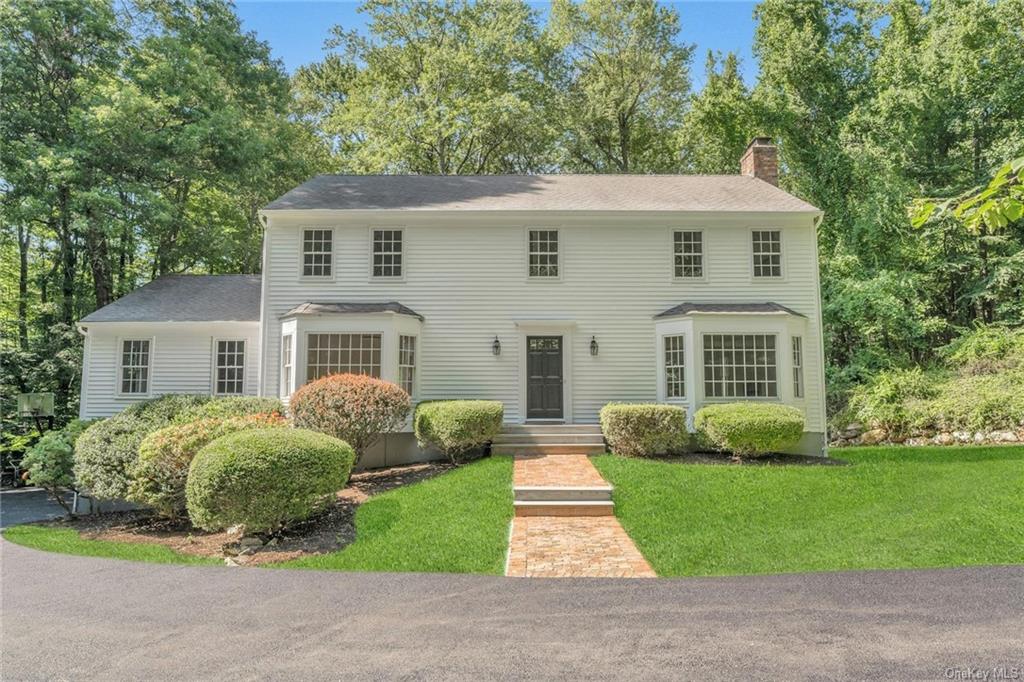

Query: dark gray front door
527,336,563,419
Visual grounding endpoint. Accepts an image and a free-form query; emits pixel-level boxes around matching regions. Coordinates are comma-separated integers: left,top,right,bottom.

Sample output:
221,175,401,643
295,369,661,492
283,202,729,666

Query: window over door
752,230,782,278
398,335,416,395
528,229,559,278
703,333,778,398
120,339,151,395
372,229,403,278
792,336,804,399
306,333,381,381
673,231,704,278
281,335,293,397
214,340,245,395
302,229,333,278
664,335,686,398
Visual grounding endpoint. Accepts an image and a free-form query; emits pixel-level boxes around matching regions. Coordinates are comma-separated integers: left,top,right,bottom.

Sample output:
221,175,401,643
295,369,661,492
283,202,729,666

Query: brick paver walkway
508,453,655,578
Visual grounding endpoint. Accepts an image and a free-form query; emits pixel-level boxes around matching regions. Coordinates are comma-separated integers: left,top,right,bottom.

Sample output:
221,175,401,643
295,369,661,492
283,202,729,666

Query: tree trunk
84,210,114,308
17,222,30,351
56,188,76,325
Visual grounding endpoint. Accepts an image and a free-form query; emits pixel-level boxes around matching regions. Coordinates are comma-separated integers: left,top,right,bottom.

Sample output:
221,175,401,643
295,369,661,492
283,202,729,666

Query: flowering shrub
414,400,503,464
600,403,687,457
186,428,354,533
128,413,286,518
290,373,411,464
695,403,804,458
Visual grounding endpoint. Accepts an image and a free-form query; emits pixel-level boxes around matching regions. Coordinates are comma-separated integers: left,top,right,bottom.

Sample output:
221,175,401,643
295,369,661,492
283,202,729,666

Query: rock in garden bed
36,462,452,566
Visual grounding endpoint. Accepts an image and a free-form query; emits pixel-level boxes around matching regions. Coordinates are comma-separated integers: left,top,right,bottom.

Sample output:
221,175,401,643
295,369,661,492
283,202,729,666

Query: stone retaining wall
830,423,1024,448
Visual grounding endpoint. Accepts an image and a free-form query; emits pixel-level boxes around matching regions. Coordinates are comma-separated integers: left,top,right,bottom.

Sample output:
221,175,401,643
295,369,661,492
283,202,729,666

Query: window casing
120,339,151,395
673,231,704,278
399,335,416,395
528,229,559,278
703,333,778,399
281,335,293,397
305,333,381,381
214,340,245,395
372,229,403,278
664,335,686,398
752,230,782,278
302,229,333,278
792,336,804,399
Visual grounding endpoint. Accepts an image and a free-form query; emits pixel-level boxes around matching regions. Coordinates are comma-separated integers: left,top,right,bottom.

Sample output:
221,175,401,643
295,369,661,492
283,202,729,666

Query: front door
526,336,563,420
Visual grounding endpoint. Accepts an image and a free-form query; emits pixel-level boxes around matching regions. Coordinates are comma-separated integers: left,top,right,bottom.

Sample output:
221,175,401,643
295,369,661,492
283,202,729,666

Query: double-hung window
528,229,559,278
120,339,151,395
399,335,416,395
372,229,403,278
752,230,782,278
673,231,704,278
281,335,293,397
306,333,381,381
302,229,333,278
703,333,778,398
792,336,804,399
214,340,245,395
664,335,686,399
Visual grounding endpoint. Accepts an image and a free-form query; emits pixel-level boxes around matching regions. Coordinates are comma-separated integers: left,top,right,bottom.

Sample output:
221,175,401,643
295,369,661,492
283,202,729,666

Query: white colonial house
78,139,827,466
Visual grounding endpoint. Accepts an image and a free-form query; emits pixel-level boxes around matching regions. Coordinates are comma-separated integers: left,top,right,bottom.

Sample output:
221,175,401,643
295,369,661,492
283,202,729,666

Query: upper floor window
372,229,403,278
302,229,333,278
528,229,559,278
752,230,782,278
703,333,778,399
399,335,416,395
673,230,704,278
214,340,245,395
280,335,293,398
306,333,381,381
792,336,804,399
120,339,151,395
664,335,685,398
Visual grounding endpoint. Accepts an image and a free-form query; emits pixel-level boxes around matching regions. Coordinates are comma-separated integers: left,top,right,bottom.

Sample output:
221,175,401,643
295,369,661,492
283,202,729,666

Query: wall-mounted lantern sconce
492,336,501,356
590,335,599,356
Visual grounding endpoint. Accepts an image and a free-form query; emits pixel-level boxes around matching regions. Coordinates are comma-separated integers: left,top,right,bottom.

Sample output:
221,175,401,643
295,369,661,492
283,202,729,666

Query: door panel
527,336,563,419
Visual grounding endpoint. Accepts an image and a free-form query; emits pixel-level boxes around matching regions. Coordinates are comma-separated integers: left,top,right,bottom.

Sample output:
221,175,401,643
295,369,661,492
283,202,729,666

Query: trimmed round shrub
186,428,354,533
74,395,209,500
694,403,805,458
600,403,688,457
290,373,411,463
414,400,503,464
172,397,285,424
128,413,286,519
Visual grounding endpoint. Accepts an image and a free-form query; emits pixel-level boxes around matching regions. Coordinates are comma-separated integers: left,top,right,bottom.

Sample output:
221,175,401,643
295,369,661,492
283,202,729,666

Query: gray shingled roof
283,301,424,321
655,302,805,318
79,275,261,323
264,175,820,213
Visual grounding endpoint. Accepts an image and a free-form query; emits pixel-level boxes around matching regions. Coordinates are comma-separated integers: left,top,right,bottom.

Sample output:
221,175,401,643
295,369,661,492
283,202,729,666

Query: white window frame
212,338,246,396
750,228,784,280
672,229,706,281
664,335,686,399
280,334,294,398
398,334,416,397
304,332,383,382
526,227,561,280
116,337,154,397
792,335,805,400
300,228,335,280
700,332,780,401
369,227,405,281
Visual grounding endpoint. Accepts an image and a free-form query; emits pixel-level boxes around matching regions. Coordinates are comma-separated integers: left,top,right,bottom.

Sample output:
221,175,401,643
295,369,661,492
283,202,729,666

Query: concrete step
513,500,615,517
492,433,606,446
502,424,603,435
494,443,607,456
514,485,613,502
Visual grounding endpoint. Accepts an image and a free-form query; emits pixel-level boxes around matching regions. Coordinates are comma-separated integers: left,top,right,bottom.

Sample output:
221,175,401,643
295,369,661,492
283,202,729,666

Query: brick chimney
740,137,778,186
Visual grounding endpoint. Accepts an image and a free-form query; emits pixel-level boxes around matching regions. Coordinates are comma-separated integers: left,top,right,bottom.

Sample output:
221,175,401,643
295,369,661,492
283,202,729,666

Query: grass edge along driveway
592,445,1024,577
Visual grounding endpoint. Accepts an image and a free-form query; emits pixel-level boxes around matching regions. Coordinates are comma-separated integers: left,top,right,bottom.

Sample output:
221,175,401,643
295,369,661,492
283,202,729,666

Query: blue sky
234,1,761,88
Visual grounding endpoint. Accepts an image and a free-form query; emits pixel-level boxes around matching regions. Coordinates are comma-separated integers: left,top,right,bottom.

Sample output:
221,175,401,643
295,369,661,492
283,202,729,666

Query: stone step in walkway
506,452,655,578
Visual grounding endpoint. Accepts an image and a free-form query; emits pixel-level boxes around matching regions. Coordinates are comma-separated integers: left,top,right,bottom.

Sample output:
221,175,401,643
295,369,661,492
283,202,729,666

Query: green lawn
592,445,1024,577
3,455,514,574
2,525,222,566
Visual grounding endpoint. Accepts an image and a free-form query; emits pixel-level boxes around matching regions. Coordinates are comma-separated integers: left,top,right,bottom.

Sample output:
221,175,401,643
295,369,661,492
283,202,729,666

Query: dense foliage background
3,0,1023,435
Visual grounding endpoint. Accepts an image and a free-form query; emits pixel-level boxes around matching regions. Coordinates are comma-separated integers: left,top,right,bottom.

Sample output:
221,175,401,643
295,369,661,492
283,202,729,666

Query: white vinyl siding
792,335,804,399
673,230,703,278
703,333,778,399
752,230,782,278
119,339,151,395
664,335,685,398
399,335,416,395
306,333,382,381
372,229,403,278
528,229,559,278
213,340,245,395
302,229,333,278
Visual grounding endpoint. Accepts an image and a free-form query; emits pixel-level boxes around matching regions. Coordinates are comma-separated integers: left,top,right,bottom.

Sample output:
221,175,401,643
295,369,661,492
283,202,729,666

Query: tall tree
678,51,754,174
548,0,692,173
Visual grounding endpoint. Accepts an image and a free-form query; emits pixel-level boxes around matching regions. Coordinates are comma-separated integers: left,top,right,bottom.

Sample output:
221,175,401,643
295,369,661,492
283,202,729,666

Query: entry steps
493,423,606,457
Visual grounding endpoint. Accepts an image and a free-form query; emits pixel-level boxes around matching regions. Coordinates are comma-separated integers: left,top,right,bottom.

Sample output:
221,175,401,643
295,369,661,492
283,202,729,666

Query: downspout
76,323,90,419
810,211,828,455
256,212,270,398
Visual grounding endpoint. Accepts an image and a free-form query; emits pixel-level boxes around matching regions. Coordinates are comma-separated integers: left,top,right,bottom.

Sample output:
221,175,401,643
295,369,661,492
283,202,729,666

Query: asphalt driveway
2,540,1021,680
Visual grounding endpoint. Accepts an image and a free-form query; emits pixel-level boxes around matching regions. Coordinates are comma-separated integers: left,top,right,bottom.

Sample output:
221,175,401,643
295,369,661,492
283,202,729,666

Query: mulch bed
45,461,453,566
648,451,849,466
